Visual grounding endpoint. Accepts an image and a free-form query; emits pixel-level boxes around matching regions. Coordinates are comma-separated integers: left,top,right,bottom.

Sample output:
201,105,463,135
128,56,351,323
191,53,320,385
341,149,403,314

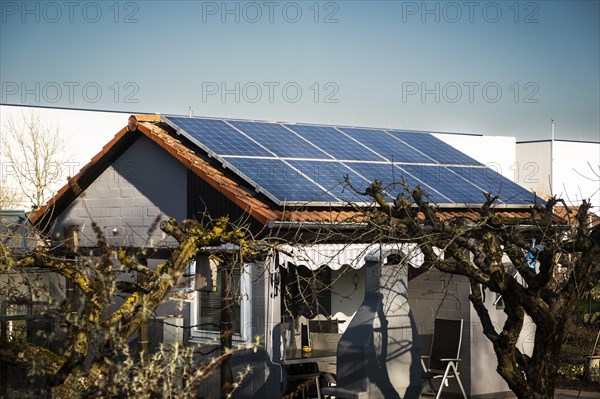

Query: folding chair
421,318,468,399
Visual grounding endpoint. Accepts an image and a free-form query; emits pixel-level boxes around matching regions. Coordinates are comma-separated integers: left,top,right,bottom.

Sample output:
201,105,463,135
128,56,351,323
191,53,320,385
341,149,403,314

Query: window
0,277,52,346
0,300,30,344
198,266,241,334
189,257,252,342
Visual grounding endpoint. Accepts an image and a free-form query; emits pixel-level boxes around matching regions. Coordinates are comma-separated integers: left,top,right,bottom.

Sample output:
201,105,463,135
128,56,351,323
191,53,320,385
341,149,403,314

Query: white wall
515,142,552,199
517,141,600,213
0,105,129,209
331,266,365,334
434,134,517,180
553,141,600,212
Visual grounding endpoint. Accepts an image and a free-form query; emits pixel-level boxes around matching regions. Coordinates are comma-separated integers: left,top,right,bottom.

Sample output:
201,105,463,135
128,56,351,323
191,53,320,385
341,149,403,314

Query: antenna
188,106,194,117
550,118,555,197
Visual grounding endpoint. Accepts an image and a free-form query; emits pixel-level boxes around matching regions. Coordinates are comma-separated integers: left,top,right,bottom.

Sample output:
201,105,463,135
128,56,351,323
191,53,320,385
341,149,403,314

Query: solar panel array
164,115,541,207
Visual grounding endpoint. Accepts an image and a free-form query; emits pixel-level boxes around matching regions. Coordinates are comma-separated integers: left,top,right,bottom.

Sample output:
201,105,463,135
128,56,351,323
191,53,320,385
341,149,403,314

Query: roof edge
30,121,279,229
30,125,133,225
517,139,600,145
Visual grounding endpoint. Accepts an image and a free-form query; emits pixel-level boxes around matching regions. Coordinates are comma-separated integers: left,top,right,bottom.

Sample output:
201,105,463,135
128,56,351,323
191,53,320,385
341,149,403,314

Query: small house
30,114,544,398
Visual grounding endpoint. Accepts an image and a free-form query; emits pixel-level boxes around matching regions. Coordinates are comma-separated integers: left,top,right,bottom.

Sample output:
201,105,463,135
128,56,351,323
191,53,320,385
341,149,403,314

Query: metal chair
421,318,468,399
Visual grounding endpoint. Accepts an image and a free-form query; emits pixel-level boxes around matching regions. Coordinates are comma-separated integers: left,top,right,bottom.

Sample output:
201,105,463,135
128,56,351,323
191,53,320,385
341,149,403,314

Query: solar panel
162,115,542,207
338,128,434,164
448,166,540,205
389,131,483,165
223,157,338,204
165,116,272,157
344,162,451,203
286,160,374,202
229,121,332,159
398,165,489,204
285,125,383,161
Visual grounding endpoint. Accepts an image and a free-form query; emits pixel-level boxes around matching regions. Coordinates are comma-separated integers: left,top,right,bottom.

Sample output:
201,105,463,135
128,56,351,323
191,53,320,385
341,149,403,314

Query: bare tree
0,214,261,398
0,184,23,210
355,178,600,399
1,110,65,209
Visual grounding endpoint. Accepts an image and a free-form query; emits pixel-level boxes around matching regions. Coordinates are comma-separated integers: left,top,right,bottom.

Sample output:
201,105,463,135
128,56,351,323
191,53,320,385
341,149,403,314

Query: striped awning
277,243,426,270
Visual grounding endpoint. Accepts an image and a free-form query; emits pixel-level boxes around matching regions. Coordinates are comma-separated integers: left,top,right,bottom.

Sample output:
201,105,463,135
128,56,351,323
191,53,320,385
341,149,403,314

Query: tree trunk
494,318,566,399
220,262,234,399
527,322,565,398
137,257,149,361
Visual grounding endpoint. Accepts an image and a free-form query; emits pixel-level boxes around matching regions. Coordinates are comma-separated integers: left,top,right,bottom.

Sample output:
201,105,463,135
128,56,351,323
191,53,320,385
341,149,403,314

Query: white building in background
516,139,600,214
436,133,517,180
0,105,127,210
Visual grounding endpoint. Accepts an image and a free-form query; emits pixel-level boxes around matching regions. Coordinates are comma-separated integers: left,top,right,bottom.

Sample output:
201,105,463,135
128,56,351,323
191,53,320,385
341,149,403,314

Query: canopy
277,243,426,270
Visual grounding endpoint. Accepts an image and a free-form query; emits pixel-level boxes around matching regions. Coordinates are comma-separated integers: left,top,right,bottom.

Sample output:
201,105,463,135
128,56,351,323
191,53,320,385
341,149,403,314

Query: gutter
267,221,368,230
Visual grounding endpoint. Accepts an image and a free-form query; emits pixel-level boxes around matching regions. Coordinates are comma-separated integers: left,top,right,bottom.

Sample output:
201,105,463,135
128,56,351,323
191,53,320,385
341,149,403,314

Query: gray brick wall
53,135,187,248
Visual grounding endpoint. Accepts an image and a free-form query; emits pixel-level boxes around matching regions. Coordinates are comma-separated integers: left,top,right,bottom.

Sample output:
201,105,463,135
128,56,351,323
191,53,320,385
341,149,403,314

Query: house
30,114,545,398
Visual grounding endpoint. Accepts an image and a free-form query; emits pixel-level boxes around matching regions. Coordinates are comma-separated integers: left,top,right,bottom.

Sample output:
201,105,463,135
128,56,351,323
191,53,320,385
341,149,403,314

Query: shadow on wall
234,347,282,398
191,346,282,399
330,258,422,399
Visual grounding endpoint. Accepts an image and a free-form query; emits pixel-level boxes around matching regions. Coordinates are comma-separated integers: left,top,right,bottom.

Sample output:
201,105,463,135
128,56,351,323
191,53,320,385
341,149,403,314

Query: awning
277,243,426,270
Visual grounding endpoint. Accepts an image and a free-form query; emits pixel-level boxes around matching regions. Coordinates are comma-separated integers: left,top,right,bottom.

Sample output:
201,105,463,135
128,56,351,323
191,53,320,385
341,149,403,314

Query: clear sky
1,0,599,141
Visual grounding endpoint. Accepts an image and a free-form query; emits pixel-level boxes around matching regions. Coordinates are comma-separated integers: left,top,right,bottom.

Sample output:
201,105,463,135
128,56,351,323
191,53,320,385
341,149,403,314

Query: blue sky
1,0,599,141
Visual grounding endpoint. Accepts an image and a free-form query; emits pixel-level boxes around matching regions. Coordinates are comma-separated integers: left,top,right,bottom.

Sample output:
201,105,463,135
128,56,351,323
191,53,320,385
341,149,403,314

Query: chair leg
435,363,468,399
315,375,321,399
435,365,453,399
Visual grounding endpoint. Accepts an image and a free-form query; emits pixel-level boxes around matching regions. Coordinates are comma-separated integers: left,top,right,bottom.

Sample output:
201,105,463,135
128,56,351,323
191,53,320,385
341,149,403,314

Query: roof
32,115,556,230
517,139,600,145
554,206,600,228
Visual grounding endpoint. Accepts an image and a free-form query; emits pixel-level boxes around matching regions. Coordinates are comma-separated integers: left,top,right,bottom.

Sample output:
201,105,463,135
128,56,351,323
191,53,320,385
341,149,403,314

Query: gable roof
31,115,554,231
